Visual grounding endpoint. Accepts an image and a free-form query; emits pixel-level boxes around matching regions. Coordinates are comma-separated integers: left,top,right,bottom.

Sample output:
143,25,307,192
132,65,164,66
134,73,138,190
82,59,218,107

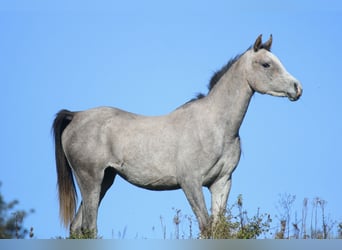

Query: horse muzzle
288,82,303,101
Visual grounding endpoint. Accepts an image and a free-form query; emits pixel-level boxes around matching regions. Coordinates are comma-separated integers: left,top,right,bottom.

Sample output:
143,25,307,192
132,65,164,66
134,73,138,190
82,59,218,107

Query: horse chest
202,137,241,185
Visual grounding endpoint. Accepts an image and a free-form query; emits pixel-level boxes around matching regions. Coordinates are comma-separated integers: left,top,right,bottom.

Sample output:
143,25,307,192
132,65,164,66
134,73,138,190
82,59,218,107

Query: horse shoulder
221,136,242,174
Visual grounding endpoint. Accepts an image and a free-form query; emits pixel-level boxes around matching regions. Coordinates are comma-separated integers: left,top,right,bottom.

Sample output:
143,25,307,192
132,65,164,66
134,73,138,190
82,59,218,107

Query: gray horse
53,35,302,237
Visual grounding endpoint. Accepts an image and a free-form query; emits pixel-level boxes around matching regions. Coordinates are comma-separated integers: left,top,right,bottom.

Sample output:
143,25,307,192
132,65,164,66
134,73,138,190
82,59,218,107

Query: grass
10,194,342,239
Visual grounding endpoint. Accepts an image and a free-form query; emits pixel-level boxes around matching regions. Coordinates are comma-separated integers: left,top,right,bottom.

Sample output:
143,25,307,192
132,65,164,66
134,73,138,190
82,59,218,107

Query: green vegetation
170,194,341,239
200,194,272,239
0,180,340,239
0,182,34,239
68,230,99,239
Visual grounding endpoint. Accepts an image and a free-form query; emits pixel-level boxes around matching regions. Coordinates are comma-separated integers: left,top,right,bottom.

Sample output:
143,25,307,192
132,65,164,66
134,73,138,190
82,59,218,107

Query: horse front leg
209,176,232,224
180,180,210,233
209,137,240,224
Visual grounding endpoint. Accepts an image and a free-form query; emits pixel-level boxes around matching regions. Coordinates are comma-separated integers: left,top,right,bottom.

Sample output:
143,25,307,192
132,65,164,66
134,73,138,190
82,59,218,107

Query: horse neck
205,65,254,138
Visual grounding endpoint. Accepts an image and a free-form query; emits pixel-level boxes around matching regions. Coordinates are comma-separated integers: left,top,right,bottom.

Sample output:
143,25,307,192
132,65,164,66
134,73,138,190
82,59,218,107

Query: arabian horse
53,35,302,237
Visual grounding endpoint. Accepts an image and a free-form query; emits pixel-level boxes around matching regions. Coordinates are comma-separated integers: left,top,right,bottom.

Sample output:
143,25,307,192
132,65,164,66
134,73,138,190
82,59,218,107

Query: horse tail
52,109,77,228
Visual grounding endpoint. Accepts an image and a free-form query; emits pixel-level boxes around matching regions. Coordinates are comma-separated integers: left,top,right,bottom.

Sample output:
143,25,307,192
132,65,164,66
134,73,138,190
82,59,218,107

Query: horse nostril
294,82,301,95
293,82,302,100
294,83,298,93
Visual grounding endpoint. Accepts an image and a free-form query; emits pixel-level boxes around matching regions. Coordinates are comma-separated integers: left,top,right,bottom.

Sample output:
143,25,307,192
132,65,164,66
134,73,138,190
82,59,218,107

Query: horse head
243,34,302,101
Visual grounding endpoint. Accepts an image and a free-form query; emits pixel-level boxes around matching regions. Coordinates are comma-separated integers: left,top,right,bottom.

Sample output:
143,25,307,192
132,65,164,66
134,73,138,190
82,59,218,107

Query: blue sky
1,1,342,239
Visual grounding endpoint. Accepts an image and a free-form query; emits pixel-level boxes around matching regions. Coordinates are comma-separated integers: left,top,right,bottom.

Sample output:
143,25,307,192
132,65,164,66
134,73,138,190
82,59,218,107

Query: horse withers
53,35,302,237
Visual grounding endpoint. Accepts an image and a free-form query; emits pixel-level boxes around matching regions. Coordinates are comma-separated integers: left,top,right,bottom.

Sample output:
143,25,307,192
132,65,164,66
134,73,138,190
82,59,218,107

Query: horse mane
206,44,271,94
181,43,271,107
208,53,243,93
185,51,245,104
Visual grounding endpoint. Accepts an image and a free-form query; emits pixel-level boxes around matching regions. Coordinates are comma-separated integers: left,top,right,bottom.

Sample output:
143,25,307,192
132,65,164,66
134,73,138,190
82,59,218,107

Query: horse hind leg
100,167,116,202
70,202,83,236
71,166,116,238
70,168,116,237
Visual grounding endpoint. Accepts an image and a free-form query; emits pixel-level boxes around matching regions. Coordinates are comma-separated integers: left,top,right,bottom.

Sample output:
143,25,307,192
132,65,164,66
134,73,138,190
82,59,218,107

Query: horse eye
262,63,271,68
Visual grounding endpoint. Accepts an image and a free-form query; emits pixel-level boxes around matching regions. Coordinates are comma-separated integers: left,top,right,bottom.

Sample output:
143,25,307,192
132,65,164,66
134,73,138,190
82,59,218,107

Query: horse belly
114,163,180,191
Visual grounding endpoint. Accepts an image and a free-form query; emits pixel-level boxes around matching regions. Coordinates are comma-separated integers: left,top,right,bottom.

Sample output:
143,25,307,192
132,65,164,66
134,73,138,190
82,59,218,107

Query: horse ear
263,34,273,51
253,34,262,52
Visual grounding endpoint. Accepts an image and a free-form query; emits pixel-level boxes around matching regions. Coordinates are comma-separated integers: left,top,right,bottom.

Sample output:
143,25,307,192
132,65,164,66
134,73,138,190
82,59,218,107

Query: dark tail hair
52,109,77,228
